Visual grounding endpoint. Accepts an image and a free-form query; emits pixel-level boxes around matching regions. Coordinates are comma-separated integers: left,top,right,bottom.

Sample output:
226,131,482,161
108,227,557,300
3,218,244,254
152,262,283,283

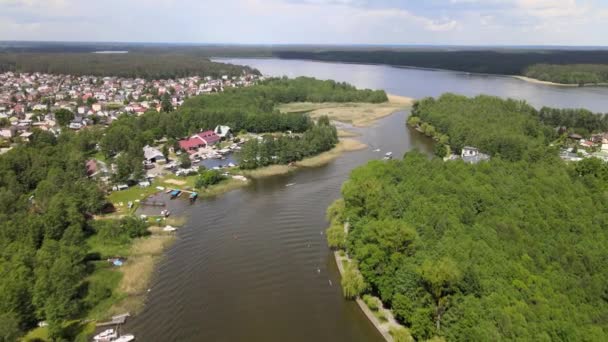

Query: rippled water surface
127,59,608,341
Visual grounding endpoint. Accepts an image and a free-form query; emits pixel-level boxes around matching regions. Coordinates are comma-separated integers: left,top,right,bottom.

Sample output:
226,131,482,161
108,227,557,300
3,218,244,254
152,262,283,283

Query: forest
274,50,608,77
0,128,149,340
524,64,608,85
330,93,608,340
335,152,608,341
0,52,258,79
409,93,608,159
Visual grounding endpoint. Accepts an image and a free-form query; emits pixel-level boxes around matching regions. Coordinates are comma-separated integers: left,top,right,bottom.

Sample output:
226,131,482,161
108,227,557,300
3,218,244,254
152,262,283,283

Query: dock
96,313,130,327
140,200,166,206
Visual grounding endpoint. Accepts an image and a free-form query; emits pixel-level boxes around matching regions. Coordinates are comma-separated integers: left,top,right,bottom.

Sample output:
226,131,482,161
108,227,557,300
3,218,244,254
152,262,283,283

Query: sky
1,0,608,45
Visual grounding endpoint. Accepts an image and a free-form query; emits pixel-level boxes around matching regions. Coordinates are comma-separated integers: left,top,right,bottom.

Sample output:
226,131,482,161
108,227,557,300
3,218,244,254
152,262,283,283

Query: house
179,130,221,152
0,127,16,139
19,131,33,142
69,116,86,130
214,125,232,139
86,160,98,177
461,146,490,164
143,145,166,163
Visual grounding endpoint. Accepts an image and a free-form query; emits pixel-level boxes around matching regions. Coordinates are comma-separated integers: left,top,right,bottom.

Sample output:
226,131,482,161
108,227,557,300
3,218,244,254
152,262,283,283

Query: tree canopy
334,93,608,341
525,64,608,85
338,152,608,341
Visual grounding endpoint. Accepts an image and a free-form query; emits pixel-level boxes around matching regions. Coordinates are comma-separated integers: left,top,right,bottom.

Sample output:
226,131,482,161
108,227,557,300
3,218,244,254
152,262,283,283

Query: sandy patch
163,179,187,186
278,94,414,127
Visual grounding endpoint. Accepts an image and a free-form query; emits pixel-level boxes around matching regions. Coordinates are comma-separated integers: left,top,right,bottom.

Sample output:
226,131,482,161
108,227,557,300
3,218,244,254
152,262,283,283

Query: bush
389,326,414,342
195,170,225,189
363,294,380,311
326,224,346,249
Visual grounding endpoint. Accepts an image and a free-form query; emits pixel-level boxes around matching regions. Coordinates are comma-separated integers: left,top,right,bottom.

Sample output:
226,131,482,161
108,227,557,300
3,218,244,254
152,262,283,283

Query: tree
161,93,173,112
341,263,367,299
179,153,191,169
162,145,170,161
0,312,22,342
54,109,74,127
195,170,224,188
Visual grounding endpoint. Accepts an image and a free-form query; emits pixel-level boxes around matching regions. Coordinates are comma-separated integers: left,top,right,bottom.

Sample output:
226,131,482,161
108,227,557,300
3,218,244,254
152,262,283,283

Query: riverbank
241,138,367,178
277,94,414,127
512,75,580,87
513,75,608,87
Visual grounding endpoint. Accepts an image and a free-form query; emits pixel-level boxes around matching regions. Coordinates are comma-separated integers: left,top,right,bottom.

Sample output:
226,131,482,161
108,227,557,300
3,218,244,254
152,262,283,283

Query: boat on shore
112,334,135,342
93,329,117,341
169,190,181,199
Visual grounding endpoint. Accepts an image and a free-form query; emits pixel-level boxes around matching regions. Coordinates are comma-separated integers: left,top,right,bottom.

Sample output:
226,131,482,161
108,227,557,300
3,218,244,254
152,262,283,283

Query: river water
127,59,608,341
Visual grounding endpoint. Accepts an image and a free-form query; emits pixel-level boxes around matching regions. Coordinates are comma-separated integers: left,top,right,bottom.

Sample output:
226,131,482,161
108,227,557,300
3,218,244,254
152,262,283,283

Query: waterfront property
179,130,221,152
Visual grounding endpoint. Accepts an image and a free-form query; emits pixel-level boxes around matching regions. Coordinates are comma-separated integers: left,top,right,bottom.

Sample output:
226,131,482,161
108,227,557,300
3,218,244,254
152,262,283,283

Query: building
461,146,490,164
179,131,221,152
214,125,232,139
143,145,166,163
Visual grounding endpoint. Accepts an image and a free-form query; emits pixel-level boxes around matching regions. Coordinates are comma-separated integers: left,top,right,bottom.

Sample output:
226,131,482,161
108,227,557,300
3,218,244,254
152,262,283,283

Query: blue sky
1,0,607,45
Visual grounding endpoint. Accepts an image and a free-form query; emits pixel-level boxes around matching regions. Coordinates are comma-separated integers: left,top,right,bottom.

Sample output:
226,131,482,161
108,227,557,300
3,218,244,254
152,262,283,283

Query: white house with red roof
179,130,221,152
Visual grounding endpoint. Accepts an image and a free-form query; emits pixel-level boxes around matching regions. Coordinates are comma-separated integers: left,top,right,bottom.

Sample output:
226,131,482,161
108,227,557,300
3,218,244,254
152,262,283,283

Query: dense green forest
409,94,608,160
335,152,608,341
524,64,608,85
0,53,258,79
0,129,149,340
410,94,551,161
330,93,608,340
274,50,608,77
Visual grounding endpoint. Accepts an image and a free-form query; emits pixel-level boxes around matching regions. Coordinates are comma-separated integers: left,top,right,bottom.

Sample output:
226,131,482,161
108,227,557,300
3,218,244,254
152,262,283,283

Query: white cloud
0,0,606,45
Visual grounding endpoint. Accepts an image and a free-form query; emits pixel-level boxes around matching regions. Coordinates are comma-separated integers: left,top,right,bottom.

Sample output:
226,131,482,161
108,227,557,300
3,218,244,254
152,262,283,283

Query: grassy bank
104,228,176,317
278,94,413,127
240,138,368,178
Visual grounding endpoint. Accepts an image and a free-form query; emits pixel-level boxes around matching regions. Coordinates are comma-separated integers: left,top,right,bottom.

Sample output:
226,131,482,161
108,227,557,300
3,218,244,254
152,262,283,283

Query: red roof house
179,130,221,152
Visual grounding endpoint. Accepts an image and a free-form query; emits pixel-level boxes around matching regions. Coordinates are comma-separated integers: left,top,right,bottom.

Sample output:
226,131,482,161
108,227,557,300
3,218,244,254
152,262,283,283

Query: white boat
286,183,295,187
93,329,117,341
385,152,393,157
163,225,177,232
112,334,135,342
373,148,381,152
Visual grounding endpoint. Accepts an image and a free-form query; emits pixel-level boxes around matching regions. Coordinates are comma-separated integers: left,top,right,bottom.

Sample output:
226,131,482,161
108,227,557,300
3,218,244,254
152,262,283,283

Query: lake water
126,59,608,341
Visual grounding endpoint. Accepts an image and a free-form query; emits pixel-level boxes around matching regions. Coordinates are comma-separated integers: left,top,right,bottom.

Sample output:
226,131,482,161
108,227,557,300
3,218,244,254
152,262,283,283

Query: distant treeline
274,50,608,77
524,64,608,85
0,53,258,79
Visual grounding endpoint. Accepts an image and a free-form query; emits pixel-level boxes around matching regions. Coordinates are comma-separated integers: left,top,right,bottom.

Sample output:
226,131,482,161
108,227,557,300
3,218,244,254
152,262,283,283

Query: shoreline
334,250,404,342
241,138,368,178
332,222,409,342
513,75,608,87
277,94,414,128
512,75,579,87
85,97,407,340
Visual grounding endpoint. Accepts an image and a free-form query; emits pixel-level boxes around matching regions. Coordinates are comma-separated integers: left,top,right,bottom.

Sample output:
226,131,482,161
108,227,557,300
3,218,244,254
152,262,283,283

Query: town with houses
0,71,261,153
